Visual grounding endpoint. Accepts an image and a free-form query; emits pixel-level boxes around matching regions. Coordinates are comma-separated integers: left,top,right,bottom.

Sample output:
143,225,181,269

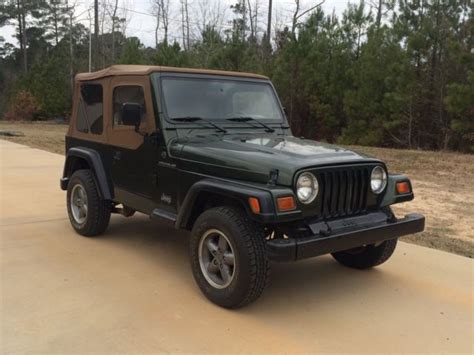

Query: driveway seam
0,217,68,227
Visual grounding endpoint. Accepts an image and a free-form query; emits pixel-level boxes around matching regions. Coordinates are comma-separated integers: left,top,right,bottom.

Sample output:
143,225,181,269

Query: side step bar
150,208,177,223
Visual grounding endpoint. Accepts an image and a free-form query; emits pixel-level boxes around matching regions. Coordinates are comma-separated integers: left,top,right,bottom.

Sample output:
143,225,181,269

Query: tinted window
76,84,103,135
113,86,146,126
160,77,283,121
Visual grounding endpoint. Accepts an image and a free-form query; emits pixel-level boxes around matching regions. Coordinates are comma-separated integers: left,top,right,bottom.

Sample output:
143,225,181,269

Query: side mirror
121,102,142,130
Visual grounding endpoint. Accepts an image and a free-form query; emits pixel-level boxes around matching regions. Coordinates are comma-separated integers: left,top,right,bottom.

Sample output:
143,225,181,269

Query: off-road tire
331,239,398,269
67,169,111,236
190,206,270,308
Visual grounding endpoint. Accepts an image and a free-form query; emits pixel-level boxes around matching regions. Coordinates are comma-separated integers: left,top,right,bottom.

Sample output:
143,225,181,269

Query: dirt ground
1,121,472,257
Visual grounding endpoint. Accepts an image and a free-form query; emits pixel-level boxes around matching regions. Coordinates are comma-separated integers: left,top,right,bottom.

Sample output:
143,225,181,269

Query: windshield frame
151,72,287,127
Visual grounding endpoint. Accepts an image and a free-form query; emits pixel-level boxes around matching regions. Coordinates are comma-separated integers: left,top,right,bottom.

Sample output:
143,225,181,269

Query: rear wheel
190,206,269,308
331,239,398,269
67,169,111,236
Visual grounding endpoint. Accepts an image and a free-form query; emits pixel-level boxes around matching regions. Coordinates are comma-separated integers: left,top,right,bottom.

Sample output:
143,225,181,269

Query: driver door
107,76,158,213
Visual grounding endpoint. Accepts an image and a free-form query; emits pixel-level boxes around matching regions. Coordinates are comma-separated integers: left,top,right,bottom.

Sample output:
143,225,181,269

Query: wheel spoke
207,259,219,273
206,239,218,254
70,184,88,224
223,252,234,266
218,235,228,251
220,264,232,283
81,188,86,200
199,229,236,289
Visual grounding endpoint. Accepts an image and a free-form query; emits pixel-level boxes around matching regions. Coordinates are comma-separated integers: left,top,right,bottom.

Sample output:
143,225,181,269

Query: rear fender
61,147,112,200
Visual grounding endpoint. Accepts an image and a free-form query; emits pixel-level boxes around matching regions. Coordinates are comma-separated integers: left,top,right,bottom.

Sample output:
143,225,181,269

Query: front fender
176,179,286,229
381,174,414,207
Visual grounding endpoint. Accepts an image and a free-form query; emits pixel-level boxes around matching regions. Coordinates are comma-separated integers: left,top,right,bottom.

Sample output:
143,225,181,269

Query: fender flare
61,147,113,200
381,174,414,207
176,178,277,229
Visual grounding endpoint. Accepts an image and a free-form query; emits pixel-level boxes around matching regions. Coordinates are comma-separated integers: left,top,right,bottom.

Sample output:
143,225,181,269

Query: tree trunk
100,2,106,68
266,0,272,42
21,11,27,73
68,1,74,98
163,23,168,45
241,0,247,40
408,95,413,149
375,0,382,30
94,0,99,70
53,4,59,46
247,0,255,40
291,0,300,39
185,0,190,50
111,0,119,63
16,0,26,73
160,0,169,45
154,2,161,48
181,0,186,49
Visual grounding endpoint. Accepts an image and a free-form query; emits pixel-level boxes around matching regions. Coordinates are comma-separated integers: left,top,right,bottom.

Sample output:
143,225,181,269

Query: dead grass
0,121,66,155
347,145,474,258
1,121,472,258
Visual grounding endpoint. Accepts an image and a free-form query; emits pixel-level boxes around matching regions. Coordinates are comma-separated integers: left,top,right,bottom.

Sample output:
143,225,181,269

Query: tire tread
190,206,269,308
67,169,111,236
332,239,397,269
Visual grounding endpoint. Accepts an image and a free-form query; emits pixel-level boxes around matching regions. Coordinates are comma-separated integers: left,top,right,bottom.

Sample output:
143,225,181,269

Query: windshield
159,76,284,121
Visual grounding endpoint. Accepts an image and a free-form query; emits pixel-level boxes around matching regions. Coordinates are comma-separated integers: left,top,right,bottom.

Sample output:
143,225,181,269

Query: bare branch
295,0,325,21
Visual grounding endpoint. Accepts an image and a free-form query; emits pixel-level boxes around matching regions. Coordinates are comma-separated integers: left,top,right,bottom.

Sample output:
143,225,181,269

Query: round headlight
371,166,387,194
296,172,319,204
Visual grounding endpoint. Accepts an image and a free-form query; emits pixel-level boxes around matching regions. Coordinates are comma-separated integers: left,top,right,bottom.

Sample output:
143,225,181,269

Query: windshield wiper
171,116,227,133
226,117,275,133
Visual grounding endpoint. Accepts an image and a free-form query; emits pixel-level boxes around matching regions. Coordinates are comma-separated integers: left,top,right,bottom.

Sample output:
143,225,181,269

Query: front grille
316,166,370,219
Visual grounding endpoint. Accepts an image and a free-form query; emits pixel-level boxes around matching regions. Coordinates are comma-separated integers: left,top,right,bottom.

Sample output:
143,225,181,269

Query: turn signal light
248,197,261,214
277,196,296,212
396,181,411,195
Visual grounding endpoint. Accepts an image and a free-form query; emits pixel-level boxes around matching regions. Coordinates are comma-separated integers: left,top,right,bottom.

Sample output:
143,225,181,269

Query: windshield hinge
268,169,279,186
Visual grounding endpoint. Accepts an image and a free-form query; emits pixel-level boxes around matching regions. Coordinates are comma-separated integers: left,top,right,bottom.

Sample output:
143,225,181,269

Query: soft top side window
76,83,103,135
113,86,146,126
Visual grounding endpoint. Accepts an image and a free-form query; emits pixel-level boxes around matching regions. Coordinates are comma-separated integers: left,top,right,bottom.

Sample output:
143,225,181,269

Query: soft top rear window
76,83,103,135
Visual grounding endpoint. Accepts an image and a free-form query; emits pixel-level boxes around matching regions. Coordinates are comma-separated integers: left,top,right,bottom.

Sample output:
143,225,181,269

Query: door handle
113,151,122,160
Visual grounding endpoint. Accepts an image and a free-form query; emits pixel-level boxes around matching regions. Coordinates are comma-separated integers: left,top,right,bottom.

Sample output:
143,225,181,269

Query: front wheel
190,206,269,308
331,239,398,269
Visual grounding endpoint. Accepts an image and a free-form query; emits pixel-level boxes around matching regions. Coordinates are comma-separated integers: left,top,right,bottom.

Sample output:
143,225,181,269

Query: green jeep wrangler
61,65,425,308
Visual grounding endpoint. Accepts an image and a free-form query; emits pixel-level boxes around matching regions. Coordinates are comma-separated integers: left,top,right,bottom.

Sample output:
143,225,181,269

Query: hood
169,134,380,186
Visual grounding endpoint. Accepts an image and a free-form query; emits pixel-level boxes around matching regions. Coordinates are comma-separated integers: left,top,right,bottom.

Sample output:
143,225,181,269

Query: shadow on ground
93,214,403,315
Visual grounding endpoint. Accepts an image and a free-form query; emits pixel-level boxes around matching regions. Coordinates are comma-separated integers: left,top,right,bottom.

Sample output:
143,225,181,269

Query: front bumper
266,212,425,261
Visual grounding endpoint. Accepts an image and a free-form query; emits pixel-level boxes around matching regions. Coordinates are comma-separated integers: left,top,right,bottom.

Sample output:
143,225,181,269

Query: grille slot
317,167,369,219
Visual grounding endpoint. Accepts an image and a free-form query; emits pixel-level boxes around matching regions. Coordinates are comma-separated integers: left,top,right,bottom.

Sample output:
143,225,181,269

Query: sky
1,0,354,48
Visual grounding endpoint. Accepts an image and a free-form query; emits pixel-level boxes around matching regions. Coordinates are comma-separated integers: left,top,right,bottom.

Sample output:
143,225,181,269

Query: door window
113,86,146,126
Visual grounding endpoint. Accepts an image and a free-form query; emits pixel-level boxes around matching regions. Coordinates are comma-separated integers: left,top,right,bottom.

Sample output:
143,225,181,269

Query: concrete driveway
1,139,472,353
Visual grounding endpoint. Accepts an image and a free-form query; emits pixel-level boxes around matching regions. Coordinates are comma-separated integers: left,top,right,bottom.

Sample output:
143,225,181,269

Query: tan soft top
75,65,268,81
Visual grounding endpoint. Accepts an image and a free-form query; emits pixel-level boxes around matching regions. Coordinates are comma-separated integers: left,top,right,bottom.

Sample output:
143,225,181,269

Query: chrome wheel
70,184,88,224
198,229,236,289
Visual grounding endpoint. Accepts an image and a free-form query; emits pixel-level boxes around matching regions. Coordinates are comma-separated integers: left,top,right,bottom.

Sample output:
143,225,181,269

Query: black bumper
266,212,425,261
60,177,69,190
